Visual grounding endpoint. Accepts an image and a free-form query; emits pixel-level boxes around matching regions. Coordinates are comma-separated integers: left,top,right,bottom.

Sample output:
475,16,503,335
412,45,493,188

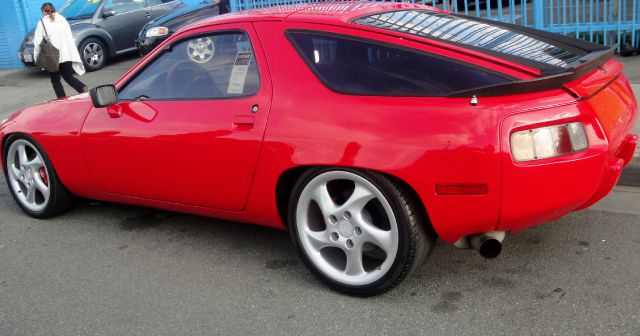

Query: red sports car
1,2,637,295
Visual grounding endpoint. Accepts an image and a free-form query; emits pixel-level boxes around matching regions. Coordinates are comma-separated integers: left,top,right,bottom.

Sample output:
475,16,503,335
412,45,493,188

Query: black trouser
49,61,88,99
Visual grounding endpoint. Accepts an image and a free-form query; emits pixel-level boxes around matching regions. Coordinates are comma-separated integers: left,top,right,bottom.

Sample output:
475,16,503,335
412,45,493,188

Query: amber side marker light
436,184,489,195
510,122,588,162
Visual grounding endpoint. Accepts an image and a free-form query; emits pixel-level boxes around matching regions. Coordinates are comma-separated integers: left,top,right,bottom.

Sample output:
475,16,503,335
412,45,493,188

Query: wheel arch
3,132,43,163
1,132,76,218
1,132,30,171
275,165,437,238
74,26,115,57
0,132,13,171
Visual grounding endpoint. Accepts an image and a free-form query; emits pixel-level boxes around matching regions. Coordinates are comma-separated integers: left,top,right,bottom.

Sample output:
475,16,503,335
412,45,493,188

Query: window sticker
187,37,215,64
226,52,252,95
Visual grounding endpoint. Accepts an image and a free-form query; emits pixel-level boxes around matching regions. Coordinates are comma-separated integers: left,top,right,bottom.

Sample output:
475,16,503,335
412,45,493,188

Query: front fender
71,23,117,57
0,114,21,172
0,96,98,196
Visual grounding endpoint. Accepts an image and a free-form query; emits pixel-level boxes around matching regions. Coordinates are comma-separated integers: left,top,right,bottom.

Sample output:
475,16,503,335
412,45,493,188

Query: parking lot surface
0,55,639,335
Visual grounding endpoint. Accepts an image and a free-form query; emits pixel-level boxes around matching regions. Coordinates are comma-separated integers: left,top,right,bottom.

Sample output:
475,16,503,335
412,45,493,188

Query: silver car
18,0,181,71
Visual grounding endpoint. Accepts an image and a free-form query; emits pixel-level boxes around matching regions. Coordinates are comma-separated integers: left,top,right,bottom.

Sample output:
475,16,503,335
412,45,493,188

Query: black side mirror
102,9,116,18
90,85,118,108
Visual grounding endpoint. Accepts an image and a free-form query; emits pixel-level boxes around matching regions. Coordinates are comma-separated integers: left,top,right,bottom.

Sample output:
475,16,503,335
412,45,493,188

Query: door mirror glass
90,85,119,108
102,9,116,17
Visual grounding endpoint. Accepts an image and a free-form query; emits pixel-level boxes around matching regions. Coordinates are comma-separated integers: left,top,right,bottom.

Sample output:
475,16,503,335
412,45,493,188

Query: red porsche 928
1,2,637,295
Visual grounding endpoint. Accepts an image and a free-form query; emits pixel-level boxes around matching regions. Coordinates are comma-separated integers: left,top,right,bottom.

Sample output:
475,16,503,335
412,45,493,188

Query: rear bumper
497,79,637,233
17,45,37,68
498,130,637,233
578,133,638,209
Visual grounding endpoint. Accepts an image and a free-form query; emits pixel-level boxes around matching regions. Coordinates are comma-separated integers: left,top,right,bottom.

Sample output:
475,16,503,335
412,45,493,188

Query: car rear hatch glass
353,9,616,98
353,10,609,74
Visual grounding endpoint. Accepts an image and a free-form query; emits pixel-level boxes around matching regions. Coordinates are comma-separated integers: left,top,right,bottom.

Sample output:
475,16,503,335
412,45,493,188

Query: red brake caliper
39,167,48,186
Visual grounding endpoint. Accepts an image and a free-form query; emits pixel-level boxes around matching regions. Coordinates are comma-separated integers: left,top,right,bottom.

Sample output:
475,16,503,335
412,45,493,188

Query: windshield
60,0,101,20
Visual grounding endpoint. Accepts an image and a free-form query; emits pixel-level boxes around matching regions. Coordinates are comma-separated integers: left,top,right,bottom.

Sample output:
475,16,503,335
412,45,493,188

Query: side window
103,0,146,13
145,0,175,6
288,31,512,96
119,31,260,100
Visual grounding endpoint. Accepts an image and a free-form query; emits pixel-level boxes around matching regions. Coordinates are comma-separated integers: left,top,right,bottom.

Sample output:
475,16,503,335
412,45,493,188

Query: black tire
288,167,436,296
3,134,75,218
78,38,107,72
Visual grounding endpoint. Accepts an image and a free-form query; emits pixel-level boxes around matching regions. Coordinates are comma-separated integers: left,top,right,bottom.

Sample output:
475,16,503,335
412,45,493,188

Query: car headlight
145,27,169,38
510,122,588,162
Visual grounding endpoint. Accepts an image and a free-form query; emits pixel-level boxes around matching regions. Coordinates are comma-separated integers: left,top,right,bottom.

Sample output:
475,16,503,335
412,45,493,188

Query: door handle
233,116,255,128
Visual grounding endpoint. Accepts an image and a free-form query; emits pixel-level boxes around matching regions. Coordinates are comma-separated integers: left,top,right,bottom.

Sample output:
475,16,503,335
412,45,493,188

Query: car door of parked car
79,24,272,211
98,0,152,52
145,0,181,20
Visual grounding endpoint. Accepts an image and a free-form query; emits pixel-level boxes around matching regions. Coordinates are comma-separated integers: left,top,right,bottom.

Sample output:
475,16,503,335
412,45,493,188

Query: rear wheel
3,134,75,218
79,38,107,72
289,167,435,296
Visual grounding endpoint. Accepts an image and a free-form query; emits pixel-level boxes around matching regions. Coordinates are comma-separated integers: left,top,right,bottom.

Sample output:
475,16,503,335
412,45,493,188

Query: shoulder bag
35,18,60,73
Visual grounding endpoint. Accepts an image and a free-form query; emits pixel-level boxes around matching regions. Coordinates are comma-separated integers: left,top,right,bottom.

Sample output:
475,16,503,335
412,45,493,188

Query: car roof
182,2,544,77
189,2,443,27
183,1,608,79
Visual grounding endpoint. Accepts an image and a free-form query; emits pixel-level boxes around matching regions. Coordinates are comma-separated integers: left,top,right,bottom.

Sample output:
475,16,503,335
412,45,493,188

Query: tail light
510,122,588,162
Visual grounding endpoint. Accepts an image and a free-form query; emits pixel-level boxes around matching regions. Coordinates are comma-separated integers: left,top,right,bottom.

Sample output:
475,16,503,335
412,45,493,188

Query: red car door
80,24,272,211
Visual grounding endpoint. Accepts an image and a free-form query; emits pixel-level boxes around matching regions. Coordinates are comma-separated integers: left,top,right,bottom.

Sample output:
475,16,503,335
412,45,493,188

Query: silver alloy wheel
6,139,51,212
83,42,104,68
296,171,399,286
187,37,214,63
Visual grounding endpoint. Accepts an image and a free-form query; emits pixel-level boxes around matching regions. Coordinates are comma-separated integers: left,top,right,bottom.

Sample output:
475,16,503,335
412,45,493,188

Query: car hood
143,1,217,31
67,17,93,25
22,17,92,45
0,93,93,142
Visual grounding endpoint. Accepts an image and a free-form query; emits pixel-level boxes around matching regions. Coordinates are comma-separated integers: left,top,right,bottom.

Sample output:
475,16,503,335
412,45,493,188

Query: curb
619,155,640,187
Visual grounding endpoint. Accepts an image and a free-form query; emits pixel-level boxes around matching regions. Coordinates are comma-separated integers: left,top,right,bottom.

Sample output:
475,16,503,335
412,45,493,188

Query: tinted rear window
354,10,584,69
288,31,511,96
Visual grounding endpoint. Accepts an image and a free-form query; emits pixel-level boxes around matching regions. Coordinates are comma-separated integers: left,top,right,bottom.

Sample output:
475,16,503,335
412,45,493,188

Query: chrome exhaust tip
470,231,506,259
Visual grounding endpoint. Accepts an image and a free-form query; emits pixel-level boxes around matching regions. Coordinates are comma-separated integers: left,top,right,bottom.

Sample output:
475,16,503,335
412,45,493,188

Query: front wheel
289,168,435,296
3,134,75,218
79,38,107,72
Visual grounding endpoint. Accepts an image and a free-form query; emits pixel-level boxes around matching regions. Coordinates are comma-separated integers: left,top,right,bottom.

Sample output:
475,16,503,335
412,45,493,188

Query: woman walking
34,3,88,99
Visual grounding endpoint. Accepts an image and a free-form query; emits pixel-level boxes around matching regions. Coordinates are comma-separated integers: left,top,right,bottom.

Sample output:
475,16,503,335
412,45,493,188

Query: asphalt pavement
0,54,639,335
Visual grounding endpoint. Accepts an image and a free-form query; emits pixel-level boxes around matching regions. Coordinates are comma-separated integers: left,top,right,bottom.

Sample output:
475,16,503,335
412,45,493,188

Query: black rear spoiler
448,46,616,98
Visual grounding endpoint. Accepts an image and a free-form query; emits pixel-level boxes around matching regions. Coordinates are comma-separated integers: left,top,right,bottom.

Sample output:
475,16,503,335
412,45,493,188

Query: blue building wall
1,0,204,69
0,0,27,69
0,0,67,69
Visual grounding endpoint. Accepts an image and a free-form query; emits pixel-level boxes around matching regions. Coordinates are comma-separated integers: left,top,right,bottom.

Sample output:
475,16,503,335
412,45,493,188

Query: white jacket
34,13,86,75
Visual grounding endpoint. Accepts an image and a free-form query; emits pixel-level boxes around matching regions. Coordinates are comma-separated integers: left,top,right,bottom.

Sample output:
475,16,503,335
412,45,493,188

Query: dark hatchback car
136,0,226,55
18,0,181,71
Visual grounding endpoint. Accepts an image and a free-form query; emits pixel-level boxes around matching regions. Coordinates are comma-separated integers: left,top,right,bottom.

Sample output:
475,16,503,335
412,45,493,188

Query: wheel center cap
337,220,354,238
22,169,33,183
